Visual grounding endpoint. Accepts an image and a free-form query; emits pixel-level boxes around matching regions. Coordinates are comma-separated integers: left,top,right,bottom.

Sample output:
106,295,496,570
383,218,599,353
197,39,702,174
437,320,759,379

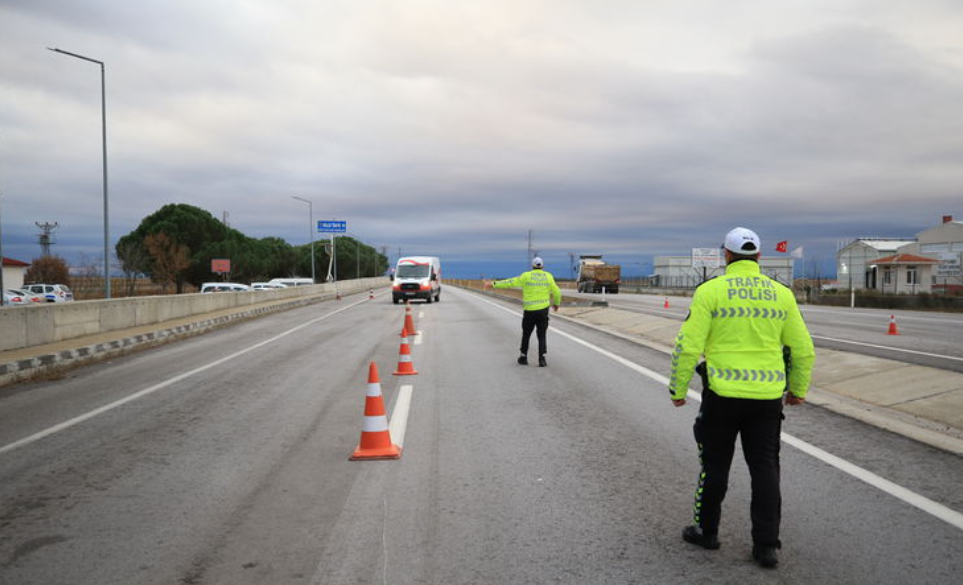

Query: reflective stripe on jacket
493,269,562,311
669,260,815,401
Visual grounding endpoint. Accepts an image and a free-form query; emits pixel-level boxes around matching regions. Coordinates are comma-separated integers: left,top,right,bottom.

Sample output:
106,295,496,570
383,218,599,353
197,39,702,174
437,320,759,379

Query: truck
576,255,621,293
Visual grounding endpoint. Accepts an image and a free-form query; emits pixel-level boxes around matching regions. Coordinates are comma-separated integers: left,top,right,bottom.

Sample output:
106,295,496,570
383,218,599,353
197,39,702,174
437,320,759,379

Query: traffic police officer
669,227,815,569
490,257,562,367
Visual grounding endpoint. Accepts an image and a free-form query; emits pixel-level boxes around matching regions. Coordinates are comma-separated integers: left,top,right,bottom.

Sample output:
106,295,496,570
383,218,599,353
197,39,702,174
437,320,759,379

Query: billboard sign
937,252,961,276
211,258,231,274
692,248,721,269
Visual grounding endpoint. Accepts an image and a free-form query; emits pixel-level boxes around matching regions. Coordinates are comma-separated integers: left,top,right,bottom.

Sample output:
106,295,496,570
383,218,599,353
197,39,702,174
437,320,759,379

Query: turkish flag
775,241,788,253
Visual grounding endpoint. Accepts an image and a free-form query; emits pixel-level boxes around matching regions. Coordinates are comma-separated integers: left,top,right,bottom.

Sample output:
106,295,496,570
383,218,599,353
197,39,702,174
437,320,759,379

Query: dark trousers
692,387,784,547
520,308,550,357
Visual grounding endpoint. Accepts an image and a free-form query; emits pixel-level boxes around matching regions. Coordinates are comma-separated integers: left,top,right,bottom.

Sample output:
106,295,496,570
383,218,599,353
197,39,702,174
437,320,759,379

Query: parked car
268,277,313,287
22,283,74,302
200,282,251,293
3,288,43,305
251,282,288,290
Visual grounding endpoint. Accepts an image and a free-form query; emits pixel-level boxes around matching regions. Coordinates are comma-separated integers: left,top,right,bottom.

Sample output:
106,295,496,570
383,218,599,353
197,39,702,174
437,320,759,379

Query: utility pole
527,229,533,265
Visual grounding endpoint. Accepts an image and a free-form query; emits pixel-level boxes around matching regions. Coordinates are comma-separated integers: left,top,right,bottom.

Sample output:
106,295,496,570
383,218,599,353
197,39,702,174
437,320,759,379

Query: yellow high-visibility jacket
669,260,815,401
493,269,562,311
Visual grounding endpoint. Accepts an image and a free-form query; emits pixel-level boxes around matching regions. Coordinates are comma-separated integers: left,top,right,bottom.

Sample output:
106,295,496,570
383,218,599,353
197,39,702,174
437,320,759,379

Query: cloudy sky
1,0,961,278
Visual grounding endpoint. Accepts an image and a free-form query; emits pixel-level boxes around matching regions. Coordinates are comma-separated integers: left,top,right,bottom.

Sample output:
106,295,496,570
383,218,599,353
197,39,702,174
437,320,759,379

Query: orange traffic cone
887,315,899,335
402,303,418,336
393,328,418,375
663,297,670,309
350,362,401,460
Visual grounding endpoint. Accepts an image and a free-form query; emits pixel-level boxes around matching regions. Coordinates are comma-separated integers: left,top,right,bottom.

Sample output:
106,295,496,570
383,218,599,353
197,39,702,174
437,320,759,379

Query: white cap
532,256,544,268
723,227,761,254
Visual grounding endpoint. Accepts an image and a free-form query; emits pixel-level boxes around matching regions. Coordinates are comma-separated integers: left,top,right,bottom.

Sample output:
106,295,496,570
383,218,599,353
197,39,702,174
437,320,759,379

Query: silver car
3,288,43,305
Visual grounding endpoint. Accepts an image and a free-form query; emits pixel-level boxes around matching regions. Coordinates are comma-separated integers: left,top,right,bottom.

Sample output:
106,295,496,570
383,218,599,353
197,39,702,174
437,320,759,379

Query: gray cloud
1,1,961,277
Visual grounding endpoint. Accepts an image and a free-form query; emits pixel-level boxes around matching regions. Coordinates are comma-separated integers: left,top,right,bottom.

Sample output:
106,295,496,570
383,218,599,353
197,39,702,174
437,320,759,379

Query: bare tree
144,232,190,293
116,238,151,296
71,253,104,299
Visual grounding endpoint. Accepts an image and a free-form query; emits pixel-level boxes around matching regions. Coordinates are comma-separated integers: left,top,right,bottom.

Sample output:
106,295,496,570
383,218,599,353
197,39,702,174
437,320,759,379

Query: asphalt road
576,290,963,372
1,288,961,584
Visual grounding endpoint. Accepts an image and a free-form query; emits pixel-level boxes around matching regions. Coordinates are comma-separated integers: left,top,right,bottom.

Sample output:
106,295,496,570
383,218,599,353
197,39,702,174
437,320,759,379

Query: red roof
2,256,30,267
873,253,940,265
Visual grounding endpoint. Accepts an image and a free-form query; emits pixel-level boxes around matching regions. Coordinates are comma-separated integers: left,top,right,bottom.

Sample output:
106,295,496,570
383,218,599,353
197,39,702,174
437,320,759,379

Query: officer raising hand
488,257,561,367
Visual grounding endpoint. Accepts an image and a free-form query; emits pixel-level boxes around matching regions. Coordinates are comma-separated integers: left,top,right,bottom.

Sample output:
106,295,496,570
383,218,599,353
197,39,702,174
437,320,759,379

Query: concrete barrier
0,277,388,352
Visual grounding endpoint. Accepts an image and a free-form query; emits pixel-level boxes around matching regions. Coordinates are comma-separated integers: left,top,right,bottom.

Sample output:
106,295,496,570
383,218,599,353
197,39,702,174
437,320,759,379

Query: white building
653,256,794,289
836,238,915,291
885,215,963,292
865,253,940,294
2,256,30,289
835,215,963,293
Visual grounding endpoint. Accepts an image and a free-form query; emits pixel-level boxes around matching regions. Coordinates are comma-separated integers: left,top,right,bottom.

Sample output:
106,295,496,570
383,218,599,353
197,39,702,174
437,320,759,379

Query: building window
906,266,918,285
883,267,892,285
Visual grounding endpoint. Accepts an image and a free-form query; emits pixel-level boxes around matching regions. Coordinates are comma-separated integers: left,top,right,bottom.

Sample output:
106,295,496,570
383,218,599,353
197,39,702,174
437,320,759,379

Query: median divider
0,278,388,388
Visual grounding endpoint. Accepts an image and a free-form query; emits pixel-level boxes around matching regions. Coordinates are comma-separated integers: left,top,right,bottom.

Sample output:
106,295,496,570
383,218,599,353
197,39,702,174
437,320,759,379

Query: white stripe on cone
363,416,390,433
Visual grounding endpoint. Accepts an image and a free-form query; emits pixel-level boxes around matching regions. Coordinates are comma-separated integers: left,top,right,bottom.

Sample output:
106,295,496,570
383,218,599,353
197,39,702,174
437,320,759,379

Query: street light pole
48,47,111,298
291,196,315,283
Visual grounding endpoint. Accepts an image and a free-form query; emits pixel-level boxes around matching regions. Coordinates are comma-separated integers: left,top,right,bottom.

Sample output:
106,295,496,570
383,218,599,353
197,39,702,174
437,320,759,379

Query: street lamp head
47,46,104,65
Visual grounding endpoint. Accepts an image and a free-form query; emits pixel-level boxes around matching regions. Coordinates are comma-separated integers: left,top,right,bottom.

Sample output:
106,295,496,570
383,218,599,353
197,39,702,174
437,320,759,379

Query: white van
392,256,441,304
268,277,314,287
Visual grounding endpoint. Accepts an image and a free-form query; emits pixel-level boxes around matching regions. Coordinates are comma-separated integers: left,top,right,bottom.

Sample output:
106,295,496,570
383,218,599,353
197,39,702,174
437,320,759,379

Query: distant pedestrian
488,257,562,367
669,227,815,569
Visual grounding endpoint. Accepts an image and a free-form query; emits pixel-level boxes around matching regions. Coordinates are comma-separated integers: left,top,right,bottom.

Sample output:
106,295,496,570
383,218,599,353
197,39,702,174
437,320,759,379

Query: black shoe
538,356,547,367
517,355,528,365
682,525,719,550
752,545,778,569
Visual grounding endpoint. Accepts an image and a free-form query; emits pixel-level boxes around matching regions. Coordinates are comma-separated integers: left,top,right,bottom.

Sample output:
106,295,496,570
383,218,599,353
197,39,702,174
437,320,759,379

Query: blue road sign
318,220,346,233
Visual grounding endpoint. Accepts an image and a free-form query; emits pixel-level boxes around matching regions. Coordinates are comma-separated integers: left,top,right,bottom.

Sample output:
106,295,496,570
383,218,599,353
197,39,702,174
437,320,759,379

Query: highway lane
570,290,963,372
0,289,961,584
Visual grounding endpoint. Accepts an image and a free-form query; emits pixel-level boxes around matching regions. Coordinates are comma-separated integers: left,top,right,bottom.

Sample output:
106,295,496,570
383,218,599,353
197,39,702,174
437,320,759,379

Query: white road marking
465,290,963,532
811,335,963,362
605,303,962,364
801,306,963,324
419,311,425,319
388,384,414,448
414,331,423,345
0,298,370,457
